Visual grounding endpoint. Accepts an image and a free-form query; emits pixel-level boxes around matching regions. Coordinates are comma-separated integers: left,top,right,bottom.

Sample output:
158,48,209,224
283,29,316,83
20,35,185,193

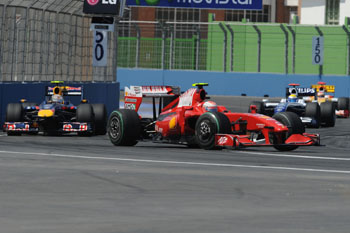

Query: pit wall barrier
0,82,120,126
118,68,350,97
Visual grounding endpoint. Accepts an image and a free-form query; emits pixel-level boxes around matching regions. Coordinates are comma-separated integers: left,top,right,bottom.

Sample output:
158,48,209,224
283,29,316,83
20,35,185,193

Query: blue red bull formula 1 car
107,83,320,151
3,82,107,136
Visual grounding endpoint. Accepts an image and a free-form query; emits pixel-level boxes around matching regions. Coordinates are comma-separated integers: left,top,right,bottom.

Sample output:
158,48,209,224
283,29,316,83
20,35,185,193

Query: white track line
0,150,349,174
237,151,350,161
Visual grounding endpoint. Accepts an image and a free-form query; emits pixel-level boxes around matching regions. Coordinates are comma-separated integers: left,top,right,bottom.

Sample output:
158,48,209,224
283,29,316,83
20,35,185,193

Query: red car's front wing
215,133,320,149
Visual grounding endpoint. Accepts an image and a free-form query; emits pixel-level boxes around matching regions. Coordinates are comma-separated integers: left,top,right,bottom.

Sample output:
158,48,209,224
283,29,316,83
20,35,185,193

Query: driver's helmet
203,101,218,112
317,87,325,97
288,94,297,103
51,94,63,103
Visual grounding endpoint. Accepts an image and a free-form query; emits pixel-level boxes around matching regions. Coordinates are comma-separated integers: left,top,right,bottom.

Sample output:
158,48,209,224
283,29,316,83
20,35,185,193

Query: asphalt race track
1,96,350,233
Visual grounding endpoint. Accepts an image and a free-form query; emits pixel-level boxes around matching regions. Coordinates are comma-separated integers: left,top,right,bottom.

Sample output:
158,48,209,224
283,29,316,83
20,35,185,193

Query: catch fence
0,3,117,82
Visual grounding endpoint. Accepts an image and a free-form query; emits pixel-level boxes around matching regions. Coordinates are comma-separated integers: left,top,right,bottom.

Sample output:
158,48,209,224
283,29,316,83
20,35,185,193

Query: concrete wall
0,82,120,126
117,68,350,97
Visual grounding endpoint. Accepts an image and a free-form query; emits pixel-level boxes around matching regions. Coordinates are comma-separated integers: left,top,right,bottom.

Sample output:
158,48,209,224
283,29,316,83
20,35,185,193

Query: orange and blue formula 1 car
306,82,350,118
3,83,107,136
108,83,320,151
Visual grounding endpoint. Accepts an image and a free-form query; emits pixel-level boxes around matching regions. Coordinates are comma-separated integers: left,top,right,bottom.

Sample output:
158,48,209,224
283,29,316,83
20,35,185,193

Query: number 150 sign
93,30,108,67
312,36,324,65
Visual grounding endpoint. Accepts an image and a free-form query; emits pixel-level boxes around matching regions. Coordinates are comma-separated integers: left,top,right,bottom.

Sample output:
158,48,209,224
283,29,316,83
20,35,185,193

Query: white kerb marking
0,150,349,174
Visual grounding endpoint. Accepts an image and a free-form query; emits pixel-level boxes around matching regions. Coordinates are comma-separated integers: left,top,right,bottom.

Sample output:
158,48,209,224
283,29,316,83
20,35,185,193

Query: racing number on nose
95,31,104,61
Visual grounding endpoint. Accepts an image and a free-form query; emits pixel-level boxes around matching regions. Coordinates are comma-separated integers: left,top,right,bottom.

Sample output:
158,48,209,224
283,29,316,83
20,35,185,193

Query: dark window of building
225,5,271,23
326,0,340,25
118,8,132,37
155,8,201,38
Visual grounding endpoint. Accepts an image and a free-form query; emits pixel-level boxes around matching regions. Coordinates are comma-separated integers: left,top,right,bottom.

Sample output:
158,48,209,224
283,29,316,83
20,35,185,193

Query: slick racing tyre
320,101,336,127
92,104,107,135
272,111,304,151
76,104,94,136
195,112,231,150
6,103,24,136
108,109,141,146
305,102,321,128
248,101,265,114
337,97,349,111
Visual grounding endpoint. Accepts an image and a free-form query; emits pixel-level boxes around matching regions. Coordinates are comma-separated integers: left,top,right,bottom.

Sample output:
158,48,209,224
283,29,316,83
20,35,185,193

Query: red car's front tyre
195,112,231,150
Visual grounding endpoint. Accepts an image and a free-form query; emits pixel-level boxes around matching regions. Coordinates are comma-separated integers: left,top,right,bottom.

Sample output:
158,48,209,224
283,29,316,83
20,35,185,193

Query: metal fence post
133,23,140,68
169,25,174,70
113,17,119,82
0,3,9,82
22,0,40,81
10,7,16,81
226,24,234,72
159,22,166,70
67,13,74,81
218,23,227,72
280,24,289,74
39,10,46,81
45,14,52,80
52,12,60,80
287,26,296,74
253,25,261,73
72,14,79,82
315,26,323,78
195,25,200,70
342,25,350,76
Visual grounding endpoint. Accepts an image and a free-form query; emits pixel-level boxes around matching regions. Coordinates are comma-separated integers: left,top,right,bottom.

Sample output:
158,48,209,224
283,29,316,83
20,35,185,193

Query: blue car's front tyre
6,103,24,136
272,111,304,151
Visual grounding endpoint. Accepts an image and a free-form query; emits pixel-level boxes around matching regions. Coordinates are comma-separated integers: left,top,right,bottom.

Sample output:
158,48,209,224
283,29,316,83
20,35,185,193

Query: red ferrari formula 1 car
107,83,320,151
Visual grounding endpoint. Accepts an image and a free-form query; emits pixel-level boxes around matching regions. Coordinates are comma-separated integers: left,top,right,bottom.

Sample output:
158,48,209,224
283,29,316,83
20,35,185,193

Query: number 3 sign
312,36,324,65
93,30,108,67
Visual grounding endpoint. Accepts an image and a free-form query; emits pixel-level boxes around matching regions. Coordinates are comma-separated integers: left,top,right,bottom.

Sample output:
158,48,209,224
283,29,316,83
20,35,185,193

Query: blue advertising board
126,0,263,10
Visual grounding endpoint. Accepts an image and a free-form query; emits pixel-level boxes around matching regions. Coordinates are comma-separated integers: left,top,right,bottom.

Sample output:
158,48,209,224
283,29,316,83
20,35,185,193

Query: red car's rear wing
124,85,180,112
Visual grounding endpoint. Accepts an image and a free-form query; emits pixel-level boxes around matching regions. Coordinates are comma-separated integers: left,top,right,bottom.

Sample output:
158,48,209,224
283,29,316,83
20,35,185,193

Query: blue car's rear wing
46,86,83,96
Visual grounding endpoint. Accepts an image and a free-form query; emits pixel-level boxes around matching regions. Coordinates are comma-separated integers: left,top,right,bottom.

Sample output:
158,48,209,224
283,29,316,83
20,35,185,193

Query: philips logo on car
297,88,315,94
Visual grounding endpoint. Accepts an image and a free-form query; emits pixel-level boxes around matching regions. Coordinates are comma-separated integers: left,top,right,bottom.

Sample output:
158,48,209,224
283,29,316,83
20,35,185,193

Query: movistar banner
126,0,263,10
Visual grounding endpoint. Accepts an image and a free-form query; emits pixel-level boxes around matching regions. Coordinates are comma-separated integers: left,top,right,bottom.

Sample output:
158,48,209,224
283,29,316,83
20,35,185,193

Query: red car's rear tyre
195,112,231,150
108,109,141,146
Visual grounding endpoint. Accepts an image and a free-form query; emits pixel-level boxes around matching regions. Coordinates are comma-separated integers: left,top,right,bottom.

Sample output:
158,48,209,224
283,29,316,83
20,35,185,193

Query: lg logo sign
86,0,117,5
83,0,120,14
